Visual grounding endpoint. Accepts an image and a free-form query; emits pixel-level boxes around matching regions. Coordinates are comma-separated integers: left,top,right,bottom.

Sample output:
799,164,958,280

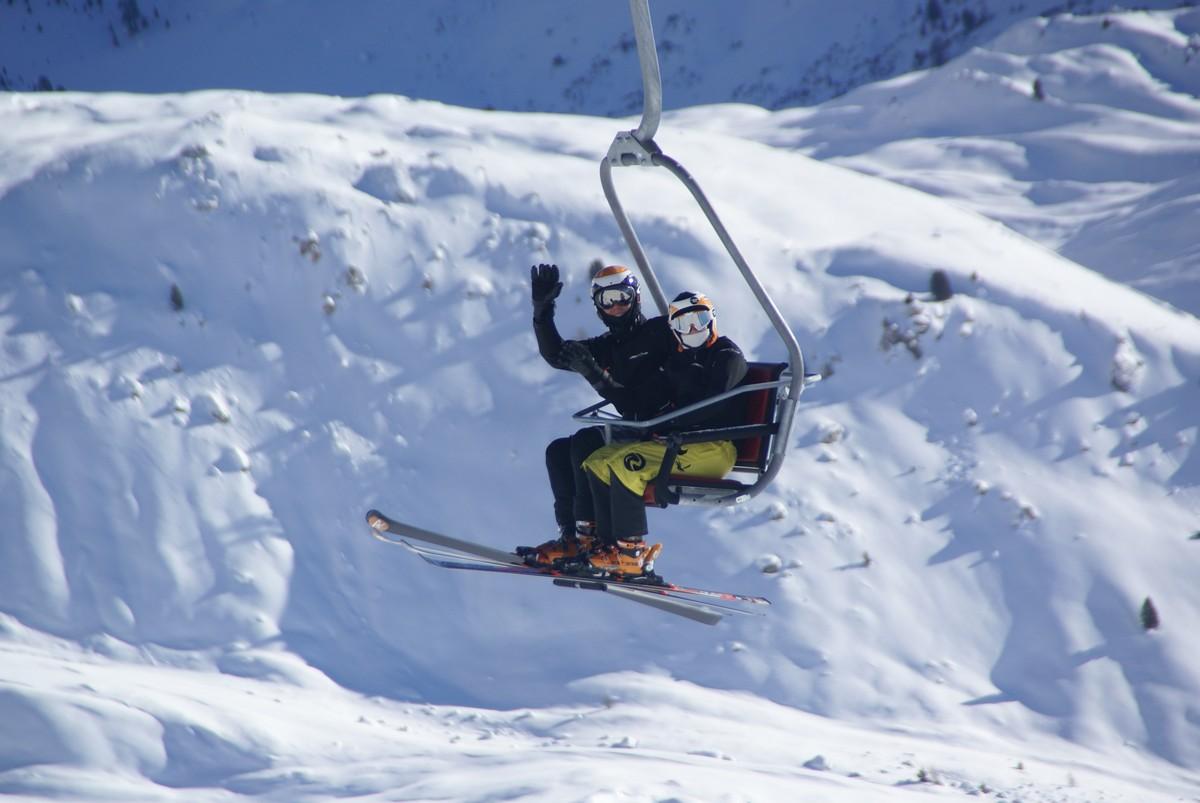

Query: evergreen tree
1140,597,1160,631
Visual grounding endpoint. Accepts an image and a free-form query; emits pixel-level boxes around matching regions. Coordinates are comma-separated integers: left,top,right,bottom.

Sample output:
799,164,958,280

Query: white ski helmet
668,291,718,349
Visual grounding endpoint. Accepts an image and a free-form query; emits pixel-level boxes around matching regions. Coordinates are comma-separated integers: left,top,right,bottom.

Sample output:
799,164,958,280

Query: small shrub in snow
758,554,783,573
322,294,338,315
803,755,829,771
178,144,209,160
766,501,788,520
296,232,321,262
689,749,733,760
171,395,190,414
197,391,232,423
464,275,495,299
973,479,991,495
880,318,922,359
169,283,184,311
66,294,84,315
344,266,366,291
1110,335,1143,392
962,407,979,427
114,375,143,400
916,767,941,784
1141,597,1160,630
253,145,285,162
818,420,845,444
930,269,953,301
904,292,935,331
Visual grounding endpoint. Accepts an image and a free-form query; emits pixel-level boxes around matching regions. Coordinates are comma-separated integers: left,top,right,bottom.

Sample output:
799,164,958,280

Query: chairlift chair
572,0,819,508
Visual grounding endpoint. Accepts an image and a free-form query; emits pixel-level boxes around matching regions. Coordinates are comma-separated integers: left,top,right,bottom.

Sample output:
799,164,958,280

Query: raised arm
531,263,571,368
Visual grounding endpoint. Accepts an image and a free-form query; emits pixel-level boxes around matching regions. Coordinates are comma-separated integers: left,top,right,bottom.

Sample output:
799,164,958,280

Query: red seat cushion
733,362,785,471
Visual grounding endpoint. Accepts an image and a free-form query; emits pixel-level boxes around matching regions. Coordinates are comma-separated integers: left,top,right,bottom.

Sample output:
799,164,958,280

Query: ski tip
365,509,390,531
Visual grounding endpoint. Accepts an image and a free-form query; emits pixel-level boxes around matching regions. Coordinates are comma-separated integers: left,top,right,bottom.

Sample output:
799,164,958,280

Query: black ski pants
544,426,606,533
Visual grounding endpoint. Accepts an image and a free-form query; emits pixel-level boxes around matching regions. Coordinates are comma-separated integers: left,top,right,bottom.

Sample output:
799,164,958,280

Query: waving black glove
530,263,563,321
560,340,615,394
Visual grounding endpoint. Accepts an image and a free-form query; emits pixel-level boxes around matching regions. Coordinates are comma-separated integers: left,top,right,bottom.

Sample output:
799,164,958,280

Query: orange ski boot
583,538,662,580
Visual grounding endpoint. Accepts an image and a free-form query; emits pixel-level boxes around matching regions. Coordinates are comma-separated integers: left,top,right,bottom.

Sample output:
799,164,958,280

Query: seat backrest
733,361,787,472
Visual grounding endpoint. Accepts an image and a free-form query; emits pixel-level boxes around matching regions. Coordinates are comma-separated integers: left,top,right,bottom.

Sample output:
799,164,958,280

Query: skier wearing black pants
516,263,675,566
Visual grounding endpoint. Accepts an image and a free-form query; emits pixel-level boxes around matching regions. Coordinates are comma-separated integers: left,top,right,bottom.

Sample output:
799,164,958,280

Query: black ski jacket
649,336,749,433
534,310,677,421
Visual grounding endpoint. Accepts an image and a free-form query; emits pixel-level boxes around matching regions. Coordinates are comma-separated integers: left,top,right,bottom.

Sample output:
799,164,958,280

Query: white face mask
677,329,711,349
670,308,714,348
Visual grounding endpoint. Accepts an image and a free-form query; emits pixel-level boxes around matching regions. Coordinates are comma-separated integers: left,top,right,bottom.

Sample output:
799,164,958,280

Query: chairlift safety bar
573,377,789,431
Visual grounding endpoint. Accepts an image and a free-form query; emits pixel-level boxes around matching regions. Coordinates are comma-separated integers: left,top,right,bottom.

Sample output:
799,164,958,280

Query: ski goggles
594,286,637,309
669,308,714,336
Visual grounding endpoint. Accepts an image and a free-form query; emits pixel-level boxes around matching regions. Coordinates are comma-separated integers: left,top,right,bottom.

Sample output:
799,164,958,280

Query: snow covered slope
2,0,1193,111
7,1,1199,310
3,3,1200,801
700,7,1200,316
1,83,1199,800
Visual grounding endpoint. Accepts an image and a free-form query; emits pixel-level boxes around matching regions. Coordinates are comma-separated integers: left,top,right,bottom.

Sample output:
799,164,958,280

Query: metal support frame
591,0,811,504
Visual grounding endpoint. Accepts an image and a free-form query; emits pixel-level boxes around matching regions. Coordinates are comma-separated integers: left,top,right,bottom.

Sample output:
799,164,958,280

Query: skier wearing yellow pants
580,291,748,579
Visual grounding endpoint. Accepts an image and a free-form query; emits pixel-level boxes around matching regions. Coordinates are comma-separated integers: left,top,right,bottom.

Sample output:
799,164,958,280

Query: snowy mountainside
2,85,1200,801
685,7,1200,316
2,0,1193,111
8,1,1199,315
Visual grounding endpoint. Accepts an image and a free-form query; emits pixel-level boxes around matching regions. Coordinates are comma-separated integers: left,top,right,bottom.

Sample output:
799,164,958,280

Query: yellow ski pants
582,439,737,495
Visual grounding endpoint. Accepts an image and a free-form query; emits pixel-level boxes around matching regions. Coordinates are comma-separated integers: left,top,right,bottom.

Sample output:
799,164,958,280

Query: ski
366,508,770,605
366,509,522,565
398,535,770,608
365,509,725,624
406,547,763,617
365,509,767,624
